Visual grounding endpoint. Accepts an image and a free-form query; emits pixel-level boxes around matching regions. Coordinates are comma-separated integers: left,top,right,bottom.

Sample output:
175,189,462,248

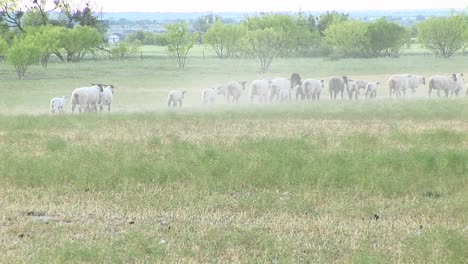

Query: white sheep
71,84,103,113
100,85,115,112
167,90,187,108
346,80,360,100
355,80,368,95
388,75,409,98
365,82,380,99
50,96,67,114
407,75,426,94
302,79,324,101
388,74,425,98
225,81,246,104
249,80,270,104
277,88,290,102
201,86,223,105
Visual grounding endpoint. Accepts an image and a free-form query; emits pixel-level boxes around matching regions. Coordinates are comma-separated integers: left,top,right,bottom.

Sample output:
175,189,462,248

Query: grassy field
0,47,467,263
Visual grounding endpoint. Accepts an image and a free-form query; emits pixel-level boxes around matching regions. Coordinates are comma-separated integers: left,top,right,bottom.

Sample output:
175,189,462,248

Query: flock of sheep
50,83,115,113
169,72,466,108
50,72,466,113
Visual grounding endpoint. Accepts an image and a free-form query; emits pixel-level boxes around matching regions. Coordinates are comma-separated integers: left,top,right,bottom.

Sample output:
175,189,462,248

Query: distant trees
418,15,468,58
164,21,198,68
324,19,409,58
367,18,409,56
325,20,369,57
203,21,246,58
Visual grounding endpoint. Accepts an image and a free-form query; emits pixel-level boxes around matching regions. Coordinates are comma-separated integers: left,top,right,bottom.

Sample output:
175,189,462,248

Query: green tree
245,28,282,73
318,11,349,36
325,20,369,57
164,21,198,68
6,36,41,79
367,18,409,56
418,15,468,58
24,25,63,67
203,21,246,58
0,37,7,56
56,26,102,62
109,40,141,59
193,13,221,43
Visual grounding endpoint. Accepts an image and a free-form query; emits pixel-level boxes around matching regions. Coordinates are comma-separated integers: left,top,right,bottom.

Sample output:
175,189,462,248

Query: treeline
0,1,467,78
128,11,468,72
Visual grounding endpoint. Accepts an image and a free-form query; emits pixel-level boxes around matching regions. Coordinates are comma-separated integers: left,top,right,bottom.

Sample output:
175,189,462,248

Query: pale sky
91,0,467,12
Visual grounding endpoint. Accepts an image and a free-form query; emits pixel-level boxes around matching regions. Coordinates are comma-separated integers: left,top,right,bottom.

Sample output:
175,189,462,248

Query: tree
24,25,63,67
245,28,282,73
56,26,102,62
203,21,246,58
193,13,221,43
6,36,41,79
317,11,349,36
367,18,409,56
418,15,468,58
164,21,198,68
325,20,369,57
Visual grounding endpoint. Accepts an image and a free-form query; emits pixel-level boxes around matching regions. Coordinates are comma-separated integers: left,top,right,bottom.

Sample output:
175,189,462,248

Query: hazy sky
92,0,467,12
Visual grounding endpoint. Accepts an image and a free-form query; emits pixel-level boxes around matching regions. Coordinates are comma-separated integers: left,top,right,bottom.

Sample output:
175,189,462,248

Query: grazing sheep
50,96,67,114
225,81,247,104
302,79,324,101
168,90,187,108
71,84,104,113
202,86,223,105
100,85,115,112
428,74,458,97
278,88,290,102
365,82,380,99
329,76,348,100
346,80,360,100
249,80,271,104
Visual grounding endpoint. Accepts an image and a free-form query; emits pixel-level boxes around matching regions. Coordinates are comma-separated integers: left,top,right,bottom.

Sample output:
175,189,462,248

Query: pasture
0,46,467,263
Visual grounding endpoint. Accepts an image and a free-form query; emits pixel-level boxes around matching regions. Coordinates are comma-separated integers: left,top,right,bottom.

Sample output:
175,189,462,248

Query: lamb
365,82,380,99
225,81,247,104
329,76,348,100
355,80,368,95
99,85,115,112
202,86,223,105
277,88,290,102
302,79,324,101
50,96,67,114
346,80,359,100
167,90,187,108
249,80,271,104
71,84,103,113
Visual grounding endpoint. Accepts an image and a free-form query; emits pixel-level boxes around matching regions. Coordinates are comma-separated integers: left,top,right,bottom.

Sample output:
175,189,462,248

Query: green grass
0,47,467,263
